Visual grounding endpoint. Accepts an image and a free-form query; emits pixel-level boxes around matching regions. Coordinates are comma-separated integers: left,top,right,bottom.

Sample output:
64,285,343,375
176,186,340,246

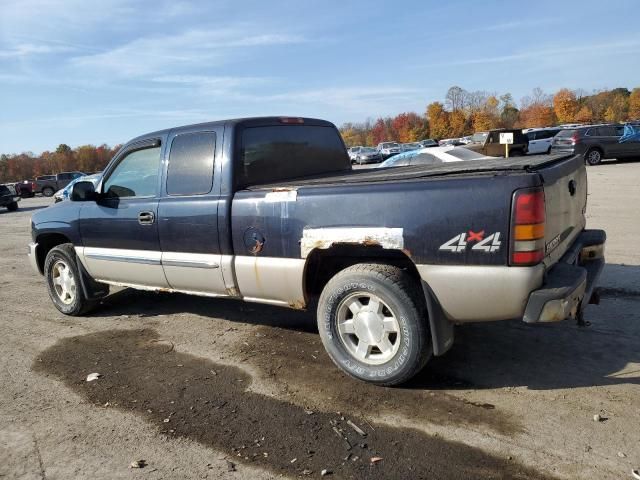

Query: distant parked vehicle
439,138,464,146
378,146,492,167
353,147,383,165
54,173,102,203
465,129,528,157
15,180,36,198
526,128,561,155
418,139,438,148
376,142,401,159
551,124,640,165
347,146,364,163
0,184,20,211
35,172,85,197
401,142,421,152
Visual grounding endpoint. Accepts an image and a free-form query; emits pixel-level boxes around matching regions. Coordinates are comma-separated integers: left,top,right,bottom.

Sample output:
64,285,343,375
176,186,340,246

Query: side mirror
71,181,97,201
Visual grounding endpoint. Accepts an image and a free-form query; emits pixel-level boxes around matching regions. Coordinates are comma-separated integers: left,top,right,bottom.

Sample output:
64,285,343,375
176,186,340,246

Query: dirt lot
1,161,639,479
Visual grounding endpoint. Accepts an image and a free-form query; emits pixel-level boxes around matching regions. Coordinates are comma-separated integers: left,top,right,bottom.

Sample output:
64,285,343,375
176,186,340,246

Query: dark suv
551,124,640,165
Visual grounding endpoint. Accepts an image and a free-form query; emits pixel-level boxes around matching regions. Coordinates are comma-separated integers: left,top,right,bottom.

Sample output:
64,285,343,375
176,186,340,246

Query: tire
7,201,18,212
44,243,96,316
546,146,552,155
509,149,524,157
42,187,55,197
585,148,602,166
317,263,432,386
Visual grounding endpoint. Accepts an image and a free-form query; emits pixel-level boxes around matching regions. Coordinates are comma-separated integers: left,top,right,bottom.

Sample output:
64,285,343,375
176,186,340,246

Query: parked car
54,173,102,203
551,124,640,165
347,146,364,163
35,172,85,197
376,142,401,159
418,139,438,148
465,129,529,157
401,142,421,152
28,116,605,386
439,138,464,146
526,128,561,155
0,184,20,211
378,146,493,167
353,147,383,165
15,180,36,198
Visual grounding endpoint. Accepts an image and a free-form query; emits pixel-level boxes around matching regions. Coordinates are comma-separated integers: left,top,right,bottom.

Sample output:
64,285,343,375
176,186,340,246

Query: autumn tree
519,88,555,128
629,88,640,120
426,102,450,139
574,105,593,123
553,89,578,123
445,86,467,112
499,93,519,128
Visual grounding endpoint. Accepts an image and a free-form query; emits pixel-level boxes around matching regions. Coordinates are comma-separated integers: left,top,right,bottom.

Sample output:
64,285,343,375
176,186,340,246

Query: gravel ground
1,161,639,479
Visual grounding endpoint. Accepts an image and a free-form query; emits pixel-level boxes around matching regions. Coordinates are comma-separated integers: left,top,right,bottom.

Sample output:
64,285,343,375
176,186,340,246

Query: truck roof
127,117,336,144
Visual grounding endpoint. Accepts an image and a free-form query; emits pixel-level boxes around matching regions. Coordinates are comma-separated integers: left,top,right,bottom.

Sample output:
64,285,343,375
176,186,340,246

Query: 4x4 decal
439,231,502,253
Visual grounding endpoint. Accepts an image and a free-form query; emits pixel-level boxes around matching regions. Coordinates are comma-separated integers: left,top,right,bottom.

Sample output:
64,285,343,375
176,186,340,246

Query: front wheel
7,201,18,211
42,187,55,197
44,243,96,315
317,263,432,386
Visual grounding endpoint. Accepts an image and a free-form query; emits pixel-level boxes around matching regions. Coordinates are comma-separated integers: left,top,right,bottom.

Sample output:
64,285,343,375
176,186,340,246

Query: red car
15,180,36,198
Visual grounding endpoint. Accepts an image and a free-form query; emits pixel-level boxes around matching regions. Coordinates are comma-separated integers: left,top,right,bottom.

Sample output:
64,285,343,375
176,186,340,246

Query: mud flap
421,280,454,356
75,257,109,301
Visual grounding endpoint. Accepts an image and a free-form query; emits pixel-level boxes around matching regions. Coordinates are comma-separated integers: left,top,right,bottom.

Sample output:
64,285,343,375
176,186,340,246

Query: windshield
361,147,376,153
471,132,488,143
445,148,486,161
381,143,399,149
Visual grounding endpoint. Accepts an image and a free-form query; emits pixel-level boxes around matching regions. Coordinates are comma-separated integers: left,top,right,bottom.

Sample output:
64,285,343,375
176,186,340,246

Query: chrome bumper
523,230,606,323
28,242,41,275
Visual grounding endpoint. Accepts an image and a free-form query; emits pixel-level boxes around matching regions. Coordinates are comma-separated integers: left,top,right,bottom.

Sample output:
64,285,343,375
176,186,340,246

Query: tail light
570,134,578,145
511,188,545,266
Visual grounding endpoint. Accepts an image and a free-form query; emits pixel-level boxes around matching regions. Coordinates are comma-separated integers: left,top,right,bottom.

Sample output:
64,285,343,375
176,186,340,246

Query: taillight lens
511,188,545,266
570,134,578,145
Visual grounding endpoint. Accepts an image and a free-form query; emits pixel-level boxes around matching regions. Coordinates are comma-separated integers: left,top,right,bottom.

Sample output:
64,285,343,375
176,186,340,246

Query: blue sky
1,0,638,153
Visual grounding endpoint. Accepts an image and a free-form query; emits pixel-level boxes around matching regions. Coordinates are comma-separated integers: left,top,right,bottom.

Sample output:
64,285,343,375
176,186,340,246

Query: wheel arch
302,244,454,357
35,232,72,274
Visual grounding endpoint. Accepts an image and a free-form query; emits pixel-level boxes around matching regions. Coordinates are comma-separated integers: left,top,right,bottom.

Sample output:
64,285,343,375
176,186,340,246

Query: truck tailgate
535,155,587,267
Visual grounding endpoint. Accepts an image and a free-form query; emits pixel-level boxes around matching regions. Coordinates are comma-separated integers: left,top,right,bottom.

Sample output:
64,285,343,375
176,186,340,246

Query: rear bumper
523,229,605,323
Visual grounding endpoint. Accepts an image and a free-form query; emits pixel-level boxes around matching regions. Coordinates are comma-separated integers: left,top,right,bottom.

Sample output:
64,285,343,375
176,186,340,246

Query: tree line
340,86,640,146
2,85,639,182
0,144,120,183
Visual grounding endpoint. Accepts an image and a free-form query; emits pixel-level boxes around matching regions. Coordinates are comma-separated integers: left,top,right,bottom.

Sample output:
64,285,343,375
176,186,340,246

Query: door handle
138,211,155,225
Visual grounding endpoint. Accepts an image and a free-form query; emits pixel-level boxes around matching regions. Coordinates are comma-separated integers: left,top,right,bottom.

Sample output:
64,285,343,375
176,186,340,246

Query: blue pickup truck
28,117,606,385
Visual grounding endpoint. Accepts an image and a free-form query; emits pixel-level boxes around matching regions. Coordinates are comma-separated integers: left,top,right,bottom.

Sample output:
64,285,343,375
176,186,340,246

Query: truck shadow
91,263,640,392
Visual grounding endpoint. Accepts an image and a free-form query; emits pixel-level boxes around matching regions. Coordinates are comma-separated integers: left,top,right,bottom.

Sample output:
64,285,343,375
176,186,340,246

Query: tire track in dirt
34,329,554,480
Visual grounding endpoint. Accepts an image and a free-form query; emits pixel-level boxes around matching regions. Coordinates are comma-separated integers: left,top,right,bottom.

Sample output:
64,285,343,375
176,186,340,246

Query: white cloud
69,28,306,77
0,43,73,58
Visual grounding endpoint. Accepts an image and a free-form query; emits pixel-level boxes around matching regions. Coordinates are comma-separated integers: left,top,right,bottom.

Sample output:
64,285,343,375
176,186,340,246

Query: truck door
78,139,168,288
158,129,228,296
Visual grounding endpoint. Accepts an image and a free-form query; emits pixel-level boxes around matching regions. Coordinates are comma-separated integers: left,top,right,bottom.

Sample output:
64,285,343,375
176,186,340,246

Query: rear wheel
7,201,18,211
585,148,602,166
317,263,432,386
42,187,55,197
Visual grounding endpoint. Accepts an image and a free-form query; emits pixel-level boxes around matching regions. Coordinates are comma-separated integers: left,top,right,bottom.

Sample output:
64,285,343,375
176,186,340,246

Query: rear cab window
236,124,349,188
166,132,216,196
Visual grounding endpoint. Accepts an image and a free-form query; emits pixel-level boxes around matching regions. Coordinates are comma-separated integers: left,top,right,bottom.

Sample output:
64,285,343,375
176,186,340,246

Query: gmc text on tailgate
28,117,606,386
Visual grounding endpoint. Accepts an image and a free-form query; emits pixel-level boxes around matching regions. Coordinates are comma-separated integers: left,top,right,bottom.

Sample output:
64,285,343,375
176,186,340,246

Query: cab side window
103,146,161,199
166,132,216,196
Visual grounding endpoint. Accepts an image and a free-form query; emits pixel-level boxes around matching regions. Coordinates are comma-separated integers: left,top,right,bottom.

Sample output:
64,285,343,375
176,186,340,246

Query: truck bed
244,154,577,191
